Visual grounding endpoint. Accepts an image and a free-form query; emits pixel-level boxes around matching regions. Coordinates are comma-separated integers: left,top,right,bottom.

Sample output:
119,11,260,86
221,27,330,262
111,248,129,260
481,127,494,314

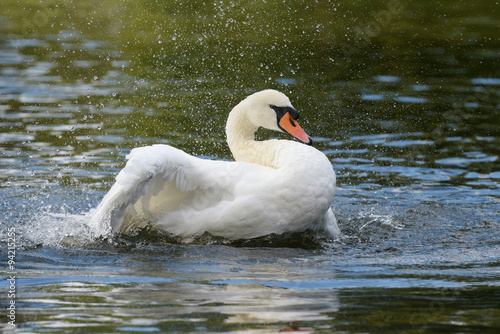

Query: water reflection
6,236,500,333
106,281,339,325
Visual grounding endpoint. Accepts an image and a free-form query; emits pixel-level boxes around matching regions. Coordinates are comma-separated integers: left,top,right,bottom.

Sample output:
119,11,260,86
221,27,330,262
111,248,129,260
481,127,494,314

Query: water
1,0,500,332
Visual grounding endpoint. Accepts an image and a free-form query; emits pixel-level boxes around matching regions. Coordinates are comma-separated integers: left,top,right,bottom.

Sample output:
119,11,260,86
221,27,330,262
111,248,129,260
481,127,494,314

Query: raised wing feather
88,144,245,236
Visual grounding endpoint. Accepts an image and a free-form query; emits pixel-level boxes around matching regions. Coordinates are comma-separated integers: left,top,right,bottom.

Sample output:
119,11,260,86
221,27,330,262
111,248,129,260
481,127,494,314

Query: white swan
88,89,339,242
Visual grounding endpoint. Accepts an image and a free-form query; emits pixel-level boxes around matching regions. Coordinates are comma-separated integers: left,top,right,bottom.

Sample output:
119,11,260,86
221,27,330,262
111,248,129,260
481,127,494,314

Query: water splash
357,210,403,232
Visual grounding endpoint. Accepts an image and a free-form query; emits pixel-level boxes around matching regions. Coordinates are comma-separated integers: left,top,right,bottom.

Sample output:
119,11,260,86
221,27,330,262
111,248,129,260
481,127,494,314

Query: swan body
89,90,339,241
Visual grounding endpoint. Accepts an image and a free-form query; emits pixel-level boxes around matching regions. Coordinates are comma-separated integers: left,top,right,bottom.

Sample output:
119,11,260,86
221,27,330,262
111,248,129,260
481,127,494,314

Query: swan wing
88,144,246,236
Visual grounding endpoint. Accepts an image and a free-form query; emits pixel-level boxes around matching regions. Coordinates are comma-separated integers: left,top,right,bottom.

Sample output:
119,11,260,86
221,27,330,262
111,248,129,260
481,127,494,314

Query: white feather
88,90,339,241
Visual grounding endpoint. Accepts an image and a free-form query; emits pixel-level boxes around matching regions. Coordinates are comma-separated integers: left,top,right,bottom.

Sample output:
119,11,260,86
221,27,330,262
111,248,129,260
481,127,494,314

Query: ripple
361,94,384,101
383,139,434,147
435,156,498,167
75,135,125,143
8,38,48,48
394,96,428,104
0,49,30,65
275,78,296,85
374,75,400,82
25,123,102,132
470,77,500,85
0,132,35,142
412,84,430,91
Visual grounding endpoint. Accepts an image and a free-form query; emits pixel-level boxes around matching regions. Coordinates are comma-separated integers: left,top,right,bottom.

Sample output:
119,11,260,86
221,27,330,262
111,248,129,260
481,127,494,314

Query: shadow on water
114,229,326,250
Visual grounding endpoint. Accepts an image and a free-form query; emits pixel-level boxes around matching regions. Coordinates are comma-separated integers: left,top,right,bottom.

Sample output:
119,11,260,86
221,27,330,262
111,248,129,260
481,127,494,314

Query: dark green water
1,0,499,332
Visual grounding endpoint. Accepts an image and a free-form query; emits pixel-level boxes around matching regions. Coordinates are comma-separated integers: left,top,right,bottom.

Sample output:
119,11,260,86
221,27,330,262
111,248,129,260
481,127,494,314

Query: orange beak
278,112,312,145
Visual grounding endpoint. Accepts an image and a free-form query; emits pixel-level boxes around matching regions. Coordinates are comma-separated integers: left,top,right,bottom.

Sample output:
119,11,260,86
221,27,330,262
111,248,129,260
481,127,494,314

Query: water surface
1,0,499,333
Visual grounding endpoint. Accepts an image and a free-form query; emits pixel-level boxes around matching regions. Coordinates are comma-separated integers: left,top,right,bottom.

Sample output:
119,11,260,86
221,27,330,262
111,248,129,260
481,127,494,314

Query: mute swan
89,89,339,242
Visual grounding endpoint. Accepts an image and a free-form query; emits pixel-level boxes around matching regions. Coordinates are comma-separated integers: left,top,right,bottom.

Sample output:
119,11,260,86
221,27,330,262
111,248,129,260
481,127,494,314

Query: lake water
1,0,499,332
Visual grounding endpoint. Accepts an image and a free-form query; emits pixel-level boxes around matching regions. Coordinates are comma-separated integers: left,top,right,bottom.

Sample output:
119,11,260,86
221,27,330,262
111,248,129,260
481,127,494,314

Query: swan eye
270,105,300,122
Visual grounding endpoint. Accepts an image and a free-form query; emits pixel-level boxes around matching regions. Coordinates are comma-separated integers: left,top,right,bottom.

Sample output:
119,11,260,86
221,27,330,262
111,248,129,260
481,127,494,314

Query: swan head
242,89,313,145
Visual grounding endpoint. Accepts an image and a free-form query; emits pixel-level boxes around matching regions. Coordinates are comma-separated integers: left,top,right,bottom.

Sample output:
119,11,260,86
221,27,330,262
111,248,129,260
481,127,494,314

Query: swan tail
317,208,340,238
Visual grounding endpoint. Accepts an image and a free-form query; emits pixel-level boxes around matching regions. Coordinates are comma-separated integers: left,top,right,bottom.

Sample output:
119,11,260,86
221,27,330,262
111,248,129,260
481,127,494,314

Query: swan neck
226,104,260,162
